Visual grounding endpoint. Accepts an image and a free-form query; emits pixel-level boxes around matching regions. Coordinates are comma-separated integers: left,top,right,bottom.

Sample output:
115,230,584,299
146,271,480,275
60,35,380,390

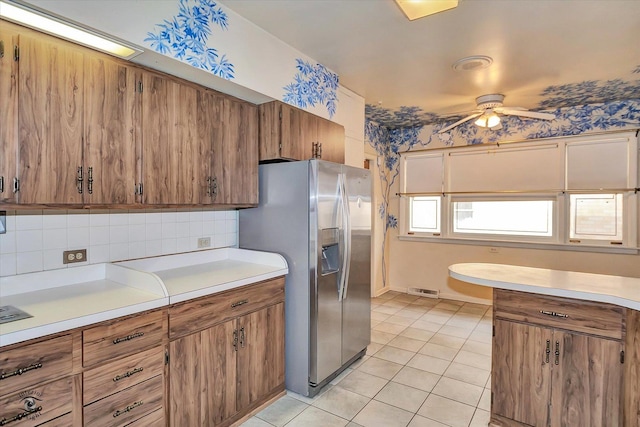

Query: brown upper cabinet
0,23,19,203
0,20,258,208
258,101,345,164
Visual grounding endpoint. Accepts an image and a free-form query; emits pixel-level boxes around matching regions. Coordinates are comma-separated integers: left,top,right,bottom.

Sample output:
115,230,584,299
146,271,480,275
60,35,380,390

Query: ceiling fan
437,94,555,134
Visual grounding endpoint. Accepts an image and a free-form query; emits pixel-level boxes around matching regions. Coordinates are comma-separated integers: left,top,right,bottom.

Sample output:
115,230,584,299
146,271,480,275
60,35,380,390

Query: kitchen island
449,263,640,427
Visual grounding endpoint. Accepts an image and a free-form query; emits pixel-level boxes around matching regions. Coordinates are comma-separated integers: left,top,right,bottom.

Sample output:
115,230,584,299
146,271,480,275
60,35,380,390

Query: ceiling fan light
487,113,501,128
474,112,500,128
395,0,458,21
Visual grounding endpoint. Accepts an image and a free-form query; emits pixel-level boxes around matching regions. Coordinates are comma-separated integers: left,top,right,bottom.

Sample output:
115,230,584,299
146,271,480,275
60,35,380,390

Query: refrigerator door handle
341,173,352,300
337,174,348,302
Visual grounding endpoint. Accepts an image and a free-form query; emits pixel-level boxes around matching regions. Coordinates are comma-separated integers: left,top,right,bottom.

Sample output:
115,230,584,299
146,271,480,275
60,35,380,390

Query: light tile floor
241,291,493,427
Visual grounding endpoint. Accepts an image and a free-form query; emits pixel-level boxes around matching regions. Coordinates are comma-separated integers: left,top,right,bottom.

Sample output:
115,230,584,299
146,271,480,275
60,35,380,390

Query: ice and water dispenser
320,228,340,275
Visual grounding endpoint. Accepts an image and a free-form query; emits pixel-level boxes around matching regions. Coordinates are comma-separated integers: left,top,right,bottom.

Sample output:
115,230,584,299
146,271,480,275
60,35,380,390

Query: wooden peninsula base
448,263,640,427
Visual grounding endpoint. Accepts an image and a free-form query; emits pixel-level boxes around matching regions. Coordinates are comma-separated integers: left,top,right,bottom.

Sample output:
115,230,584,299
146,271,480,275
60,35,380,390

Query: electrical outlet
197,237,211,248
63,249,87,264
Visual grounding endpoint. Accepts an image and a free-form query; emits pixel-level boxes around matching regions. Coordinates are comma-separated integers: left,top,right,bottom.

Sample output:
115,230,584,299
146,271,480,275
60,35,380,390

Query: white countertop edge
0,298,168,348
168,268,288,304
449,266,640,311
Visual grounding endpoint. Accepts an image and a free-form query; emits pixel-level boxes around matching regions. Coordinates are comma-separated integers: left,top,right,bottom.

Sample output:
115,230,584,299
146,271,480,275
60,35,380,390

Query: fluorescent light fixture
474,111,501,128
0,1,141,59
395,0,459,21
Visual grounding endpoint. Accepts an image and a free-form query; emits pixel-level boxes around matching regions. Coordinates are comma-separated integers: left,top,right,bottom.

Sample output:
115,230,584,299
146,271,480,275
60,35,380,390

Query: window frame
398,131,639,253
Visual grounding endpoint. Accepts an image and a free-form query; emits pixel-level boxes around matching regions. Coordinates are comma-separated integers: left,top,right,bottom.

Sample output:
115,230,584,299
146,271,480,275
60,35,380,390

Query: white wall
0,209,237,277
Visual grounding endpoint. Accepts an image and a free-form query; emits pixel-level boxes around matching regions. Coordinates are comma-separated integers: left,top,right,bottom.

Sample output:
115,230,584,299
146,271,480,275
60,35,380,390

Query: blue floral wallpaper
283,59,339,118
145,0,235,80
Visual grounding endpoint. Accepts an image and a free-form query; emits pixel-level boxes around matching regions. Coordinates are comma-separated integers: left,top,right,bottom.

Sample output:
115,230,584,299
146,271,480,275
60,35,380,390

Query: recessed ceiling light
395,0,459,21
452,55,493,72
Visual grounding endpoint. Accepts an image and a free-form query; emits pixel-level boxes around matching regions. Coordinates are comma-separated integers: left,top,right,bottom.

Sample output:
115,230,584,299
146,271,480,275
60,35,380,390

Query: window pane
570,194,623,241
453,200,553,237
410,197,440,233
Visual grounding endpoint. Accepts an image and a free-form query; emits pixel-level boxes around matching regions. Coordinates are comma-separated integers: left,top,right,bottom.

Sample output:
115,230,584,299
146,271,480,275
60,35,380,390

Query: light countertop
1,248,288,347
449,263,640,310
0,264,167,347
116,247,288,303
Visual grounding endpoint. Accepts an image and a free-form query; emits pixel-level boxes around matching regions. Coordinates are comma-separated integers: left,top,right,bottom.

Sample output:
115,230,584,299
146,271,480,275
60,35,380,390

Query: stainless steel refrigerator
239,159,371,397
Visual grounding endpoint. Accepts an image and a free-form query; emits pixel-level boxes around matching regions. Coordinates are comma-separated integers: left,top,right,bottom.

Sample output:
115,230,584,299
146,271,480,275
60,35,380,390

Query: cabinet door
18,33,84,204
219,97,258,205
492,320,552,426
142,72,212,205
280,102,312,160
317,118,345,164
198,90,222,204
0,23,18,203
551,331,623,427
84,53,139,205
236,302,285,410
169,320,237,427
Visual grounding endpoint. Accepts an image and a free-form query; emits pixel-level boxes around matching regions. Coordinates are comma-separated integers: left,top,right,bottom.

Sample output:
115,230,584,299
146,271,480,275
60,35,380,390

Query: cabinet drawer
83,310,164,367
38,412,72,426
494,289,624,340
0,335,73,397
169,276,285,338
0,376,73,427
83,375,163,427
125,408,164,427
83,346,164,404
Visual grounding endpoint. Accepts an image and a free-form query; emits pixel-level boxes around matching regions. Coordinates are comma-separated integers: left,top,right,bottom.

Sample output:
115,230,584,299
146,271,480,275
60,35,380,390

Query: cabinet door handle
545,340,550,364
113,401,143,418
0,176,4,193
554,341,560,365
87,167,93,195
76,166,84,194
539,310,569,319
233,329,238,351
240,327,245,348
112,331,144,345
0,406,42,426
0,363,43,380
317,142,322,159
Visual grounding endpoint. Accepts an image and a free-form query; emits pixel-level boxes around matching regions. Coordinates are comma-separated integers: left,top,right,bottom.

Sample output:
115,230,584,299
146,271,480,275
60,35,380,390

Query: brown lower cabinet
490,289,638,427
168,277,285,426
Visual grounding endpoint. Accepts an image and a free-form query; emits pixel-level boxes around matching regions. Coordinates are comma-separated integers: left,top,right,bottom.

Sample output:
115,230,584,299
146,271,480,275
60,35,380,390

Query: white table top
449,263,640,311
1,248,288,347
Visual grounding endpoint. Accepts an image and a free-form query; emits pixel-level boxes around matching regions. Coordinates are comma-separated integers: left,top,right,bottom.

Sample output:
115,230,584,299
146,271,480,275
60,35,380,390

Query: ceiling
219,0,640,128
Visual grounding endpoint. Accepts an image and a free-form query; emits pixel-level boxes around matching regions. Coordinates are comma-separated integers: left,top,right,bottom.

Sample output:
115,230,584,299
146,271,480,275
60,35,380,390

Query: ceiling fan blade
438,112,482,134
494,106,525,113
499,108,555,120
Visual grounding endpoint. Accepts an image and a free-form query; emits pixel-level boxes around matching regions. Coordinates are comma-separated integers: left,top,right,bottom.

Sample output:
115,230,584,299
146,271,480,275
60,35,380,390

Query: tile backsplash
0,209,238,277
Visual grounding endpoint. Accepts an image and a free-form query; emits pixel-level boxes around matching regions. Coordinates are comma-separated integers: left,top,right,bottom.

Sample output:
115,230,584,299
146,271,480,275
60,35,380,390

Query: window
409,196,441,234
569,194,623,242
452,199,554,238
399,131,638,252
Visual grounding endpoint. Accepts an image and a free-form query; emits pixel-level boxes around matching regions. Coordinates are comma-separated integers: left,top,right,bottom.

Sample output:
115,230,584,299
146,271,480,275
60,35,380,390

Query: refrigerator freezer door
309,160,345,386
341,166,372,365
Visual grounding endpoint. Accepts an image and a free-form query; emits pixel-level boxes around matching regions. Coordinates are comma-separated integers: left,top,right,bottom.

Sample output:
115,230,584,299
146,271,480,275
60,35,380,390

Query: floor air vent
407,288,439,299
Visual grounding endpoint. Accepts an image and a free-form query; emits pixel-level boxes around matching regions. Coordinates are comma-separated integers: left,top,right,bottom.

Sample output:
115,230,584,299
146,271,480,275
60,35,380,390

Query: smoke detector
452,55,493,72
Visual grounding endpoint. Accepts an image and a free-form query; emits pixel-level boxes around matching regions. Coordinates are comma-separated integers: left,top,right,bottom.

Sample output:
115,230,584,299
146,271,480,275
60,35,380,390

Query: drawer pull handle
0,406,42,426
113,400,143,418
231,300,248,308
113,367,144,382
539,310,569,319
113,332,145,345
0,363,43,381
